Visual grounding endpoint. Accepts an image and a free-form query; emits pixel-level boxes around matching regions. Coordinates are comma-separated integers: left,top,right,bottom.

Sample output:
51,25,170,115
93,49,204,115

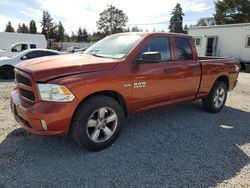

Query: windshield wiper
90,53,108,58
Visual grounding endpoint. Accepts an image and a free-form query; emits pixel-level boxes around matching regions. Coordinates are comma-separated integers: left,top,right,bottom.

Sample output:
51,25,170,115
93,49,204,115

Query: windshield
84,34,142,59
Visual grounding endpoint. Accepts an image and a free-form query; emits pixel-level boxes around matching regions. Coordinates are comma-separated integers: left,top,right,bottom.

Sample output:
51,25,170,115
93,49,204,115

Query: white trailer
188,23,250,71
0,32,47,57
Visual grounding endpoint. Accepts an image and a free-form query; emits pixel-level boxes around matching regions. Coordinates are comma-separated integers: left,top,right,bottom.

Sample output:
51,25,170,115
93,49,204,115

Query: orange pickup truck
11,32,240,151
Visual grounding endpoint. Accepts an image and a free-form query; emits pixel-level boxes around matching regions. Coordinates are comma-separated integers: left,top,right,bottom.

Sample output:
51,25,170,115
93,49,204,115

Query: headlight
37,83,75,102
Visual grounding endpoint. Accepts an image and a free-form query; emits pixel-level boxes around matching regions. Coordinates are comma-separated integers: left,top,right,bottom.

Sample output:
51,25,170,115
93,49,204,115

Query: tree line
4,0,250,42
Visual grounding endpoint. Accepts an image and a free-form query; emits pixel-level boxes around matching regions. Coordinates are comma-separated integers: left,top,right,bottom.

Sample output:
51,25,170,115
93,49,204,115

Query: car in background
0,49,63,79
0,32,47,55
67,46,80,53
0,42,39,57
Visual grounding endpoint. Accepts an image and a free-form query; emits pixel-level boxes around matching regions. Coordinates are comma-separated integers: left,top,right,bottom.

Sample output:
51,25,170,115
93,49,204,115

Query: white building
188,23,250,67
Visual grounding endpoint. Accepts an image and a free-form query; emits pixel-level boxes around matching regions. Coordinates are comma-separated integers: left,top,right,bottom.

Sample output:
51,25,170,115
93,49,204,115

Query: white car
0,49,63,79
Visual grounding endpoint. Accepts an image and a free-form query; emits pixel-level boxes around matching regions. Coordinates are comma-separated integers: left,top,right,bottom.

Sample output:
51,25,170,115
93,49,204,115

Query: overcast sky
0,0,214,34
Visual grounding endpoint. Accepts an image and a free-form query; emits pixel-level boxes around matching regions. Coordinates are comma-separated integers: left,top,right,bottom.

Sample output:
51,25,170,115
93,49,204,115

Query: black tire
202,81,227,113
0,65,14,79
70,95,125,151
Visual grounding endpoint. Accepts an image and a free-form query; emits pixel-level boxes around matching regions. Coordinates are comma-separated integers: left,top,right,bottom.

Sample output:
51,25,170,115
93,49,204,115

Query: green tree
41,11,57,39
20,23,29,33
56,21,65,42
97,5,128,35
131,26,140,32
29,20,37,34
183,24,188,34
82,28,89,42
196,17,215,26
89,32,106,42
5,21,15,32
214,0,250,24
169,3,184,33
77,27,84,42
71,32,77,42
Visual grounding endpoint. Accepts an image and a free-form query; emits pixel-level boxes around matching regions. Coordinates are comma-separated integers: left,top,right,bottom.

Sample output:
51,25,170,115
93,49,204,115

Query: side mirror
21,55,27,60
12,48,17,52
136,52,161,64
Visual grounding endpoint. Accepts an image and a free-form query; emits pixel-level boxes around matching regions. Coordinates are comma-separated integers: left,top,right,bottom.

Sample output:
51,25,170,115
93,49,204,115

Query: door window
174,37,193,60
138,36,171,62
12,44,28,52
246,36,250,48
30,44,36,49
23,51,40,59
41,51,58,56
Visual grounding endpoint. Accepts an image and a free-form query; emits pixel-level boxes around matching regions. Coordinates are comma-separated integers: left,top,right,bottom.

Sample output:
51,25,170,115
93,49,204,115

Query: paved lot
0,73,249,188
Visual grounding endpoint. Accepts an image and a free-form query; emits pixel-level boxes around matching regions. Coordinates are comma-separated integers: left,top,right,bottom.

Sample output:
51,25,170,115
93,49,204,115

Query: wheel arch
215,75,229,90
75,90,128,118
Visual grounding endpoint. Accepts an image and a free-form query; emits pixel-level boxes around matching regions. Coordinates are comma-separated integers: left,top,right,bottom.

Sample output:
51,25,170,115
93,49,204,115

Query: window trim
174,36,193,61
246,35,250,48
194,37,202,46
136,35,172,63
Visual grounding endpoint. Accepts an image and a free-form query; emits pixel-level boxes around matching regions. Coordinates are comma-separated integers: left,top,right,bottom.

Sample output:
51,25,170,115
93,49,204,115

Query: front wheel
202,81,227,113
70,96,125,151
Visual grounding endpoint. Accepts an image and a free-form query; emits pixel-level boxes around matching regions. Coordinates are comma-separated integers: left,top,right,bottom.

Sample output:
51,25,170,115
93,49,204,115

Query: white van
0,32,47,57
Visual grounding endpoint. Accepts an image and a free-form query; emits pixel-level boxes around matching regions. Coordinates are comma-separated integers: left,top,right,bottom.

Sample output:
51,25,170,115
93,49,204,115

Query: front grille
15,70,36,102
16,74,32,86
19,88,35,101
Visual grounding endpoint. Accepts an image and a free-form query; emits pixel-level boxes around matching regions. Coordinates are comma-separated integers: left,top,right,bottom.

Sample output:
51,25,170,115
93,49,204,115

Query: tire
0,65,14,79
70,95,125,151
202,81,227,113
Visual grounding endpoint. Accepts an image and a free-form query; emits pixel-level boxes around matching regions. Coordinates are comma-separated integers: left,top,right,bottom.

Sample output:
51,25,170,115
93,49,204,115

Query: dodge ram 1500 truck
10,33,240,151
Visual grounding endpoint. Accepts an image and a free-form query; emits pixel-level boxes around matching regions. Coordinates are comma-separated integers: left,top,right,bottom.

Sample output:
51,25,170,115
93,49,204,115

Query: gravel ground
0,73,249,188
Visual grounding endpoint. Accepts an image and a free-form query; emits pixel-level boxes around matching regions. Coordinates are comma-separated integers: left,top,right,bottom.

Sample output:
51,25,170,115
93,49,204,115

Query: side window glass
25,51,38,59
21,44,28,51
12,44,22,52
174,37,193,60
30,44,36,49
138,36,171,62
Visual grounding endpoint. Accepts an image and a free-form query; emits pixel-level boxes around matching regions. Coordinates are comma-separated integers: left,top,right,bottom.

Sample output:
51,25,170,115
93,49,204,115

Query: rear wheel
0,65,14,79
70,96,125,151
202,81,227,113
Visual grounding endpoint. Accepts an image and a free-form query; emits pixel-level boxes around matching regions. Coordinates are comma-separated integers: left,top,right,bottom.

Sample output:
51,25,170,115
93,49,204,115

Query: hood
16,54,119,82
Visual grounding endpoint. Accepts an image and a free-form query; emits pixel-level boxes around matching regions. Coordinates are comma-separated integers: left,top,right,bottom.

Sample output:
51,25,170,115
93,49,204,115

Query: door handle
191,66,200,71
164,68,174,73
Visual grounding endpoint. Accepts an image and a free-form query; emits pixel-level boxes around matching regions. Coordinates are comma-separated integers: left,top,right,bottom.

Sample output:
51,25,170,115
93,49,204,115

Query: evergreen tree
196,17,215,26
169,3,184,33
56,21,65,42
82,28,89,42
5,21,15,32
214,0,250,24
77,27,84,42
21,23,29,33
131,26,140,32
183,24,188,34
41,11,57,39
29,20,37,34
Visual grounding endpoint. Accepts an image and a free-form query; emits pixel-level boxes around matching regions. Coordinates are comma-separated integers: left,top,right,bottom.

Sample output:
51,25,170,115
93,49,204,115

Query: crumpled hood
16,54,119,82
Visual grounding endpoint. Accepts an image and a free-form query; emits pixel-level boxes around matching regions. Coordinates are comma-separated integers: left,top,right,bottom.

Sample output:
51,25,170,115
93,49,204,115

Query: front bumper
10,89,78,136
